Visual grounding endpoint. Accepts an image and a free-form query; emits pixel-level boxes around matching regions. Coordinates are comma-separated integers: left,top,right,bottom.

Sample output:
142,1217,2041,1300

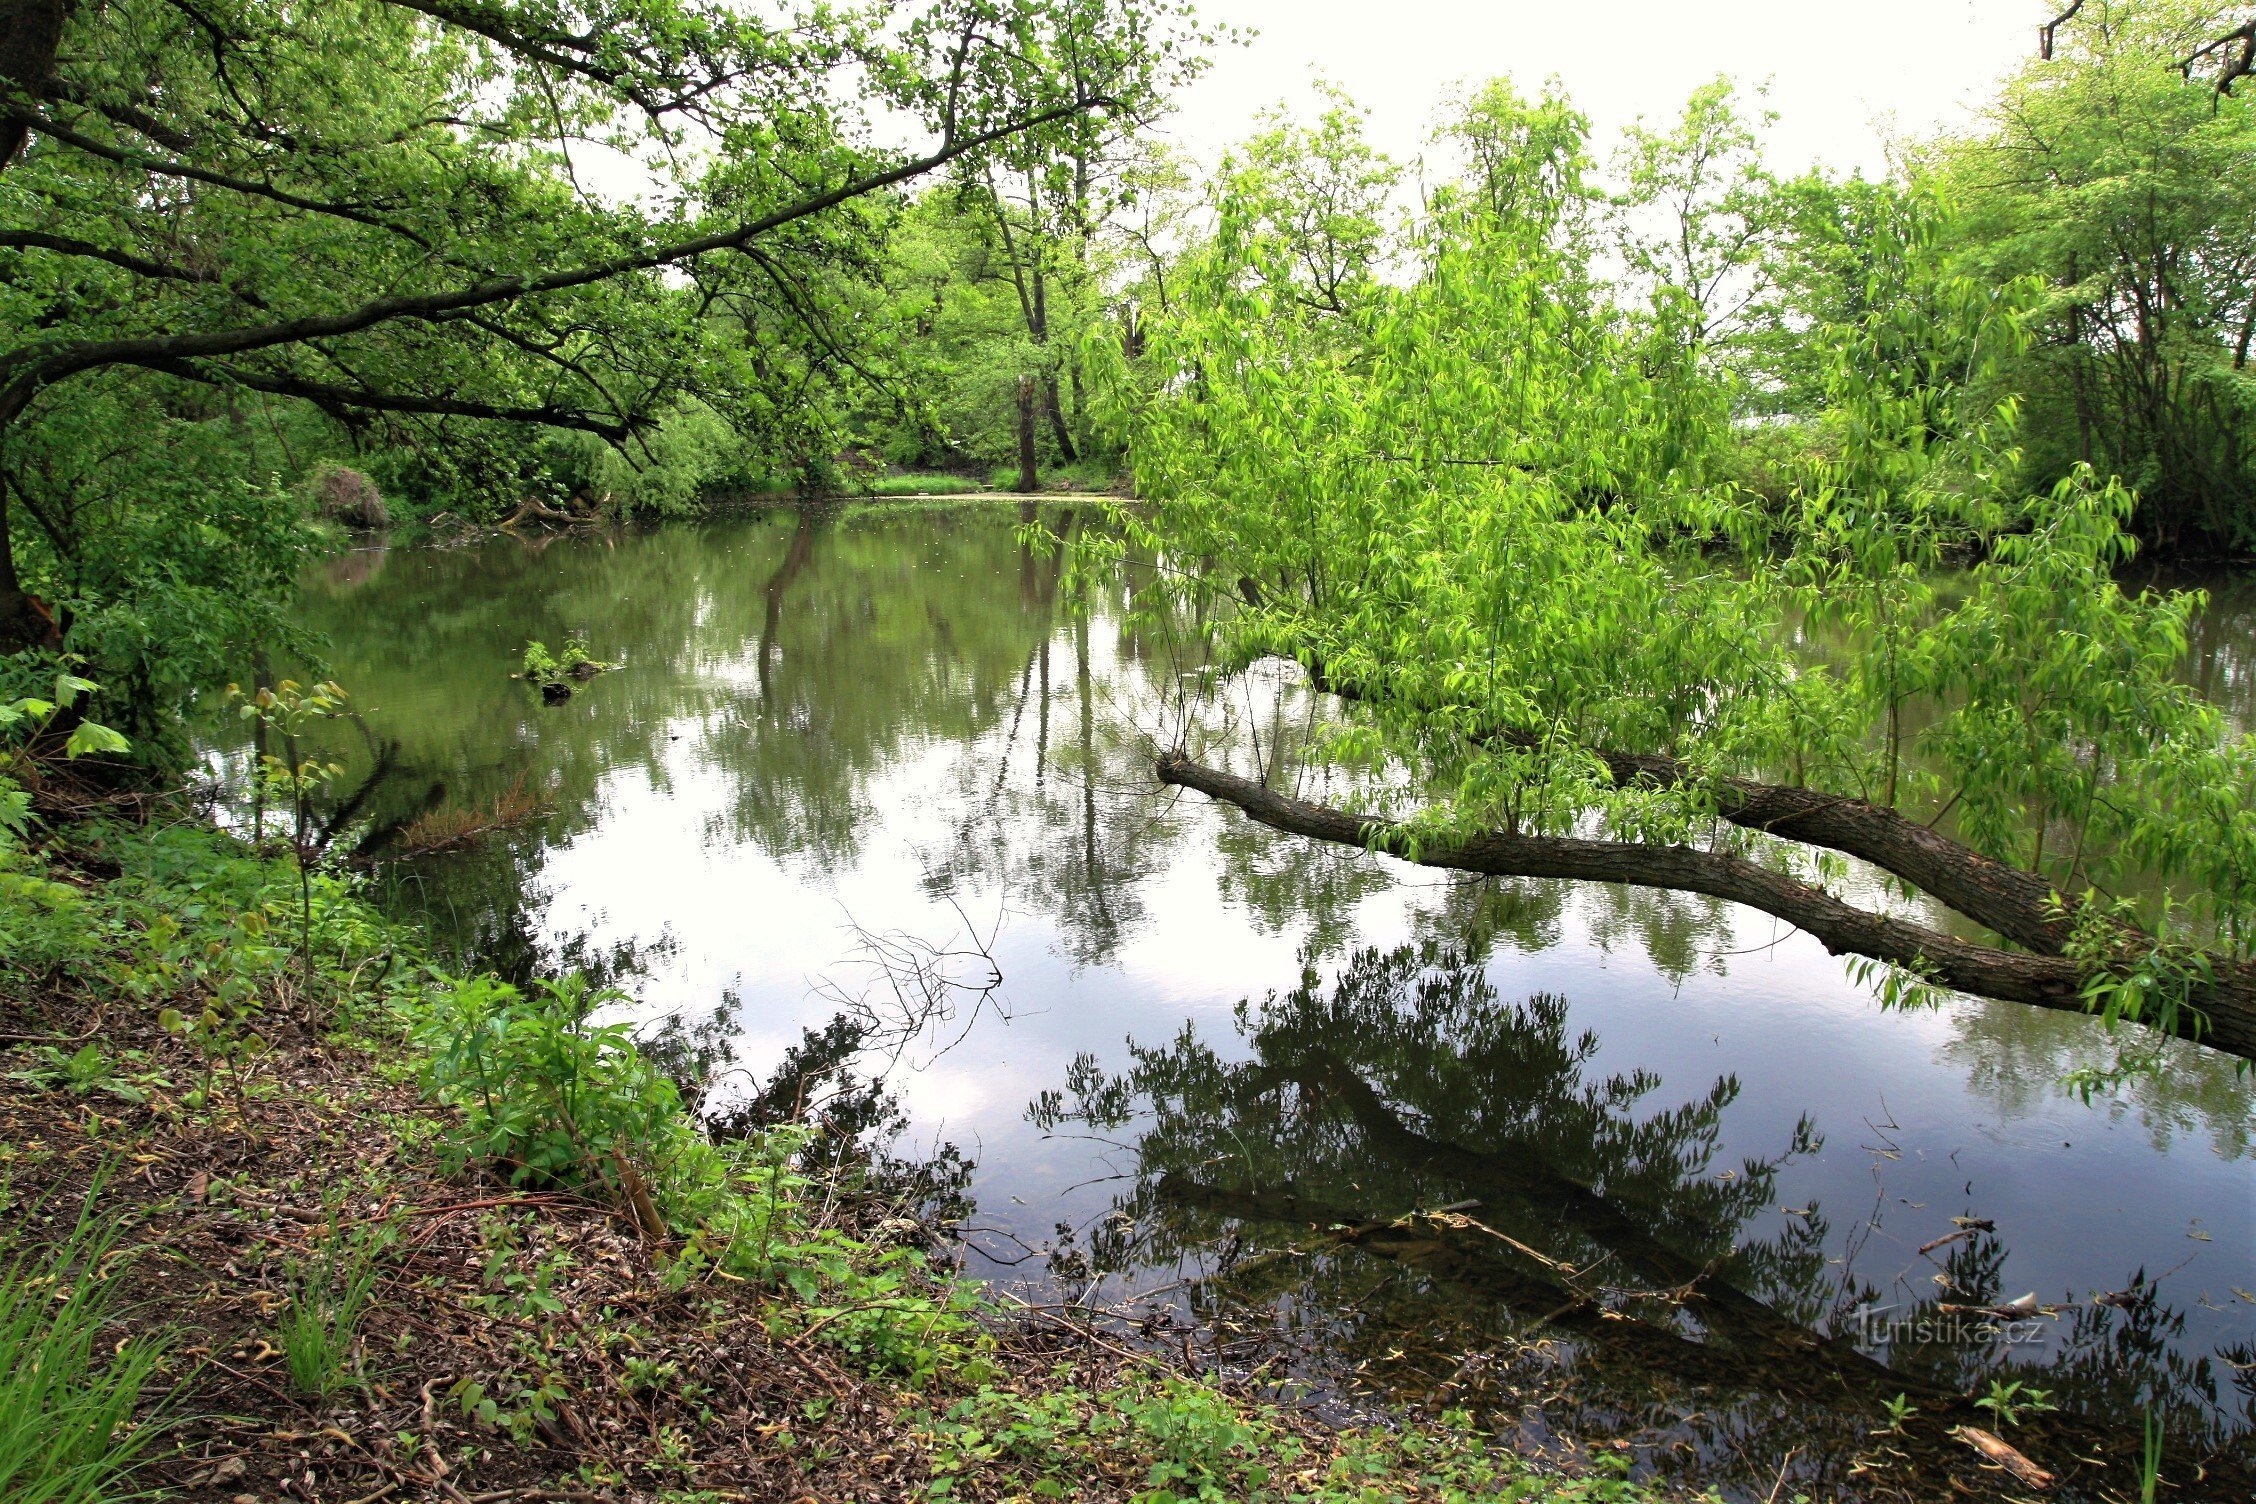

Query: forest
2,0,2254,1501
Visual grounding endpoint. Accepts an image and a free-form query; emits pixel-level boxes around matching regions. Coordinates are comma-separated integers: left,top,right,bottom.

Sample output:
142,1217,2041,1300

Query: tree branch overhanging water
1155,752,2256,1061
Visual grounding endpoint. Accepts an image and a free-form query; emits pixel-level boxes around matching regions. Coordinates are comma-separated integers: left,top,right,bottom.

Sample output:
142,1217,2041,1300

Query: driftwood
1951,1426,2056,1490
498,490,611,530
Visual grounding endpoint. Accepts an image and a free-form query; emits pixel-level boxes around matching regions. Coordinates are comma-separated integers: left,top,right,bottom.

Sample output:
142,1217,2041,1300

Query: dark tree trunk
1015,374,1039,494
0,482,54,653
1157,753,2256,1061
1042,370,1078,465
0,0,74,169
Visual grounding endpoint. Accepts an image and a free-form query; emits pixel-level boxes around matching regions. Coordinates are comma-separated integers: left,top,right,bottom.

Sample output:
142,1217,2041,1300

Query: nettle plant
1,664,130,931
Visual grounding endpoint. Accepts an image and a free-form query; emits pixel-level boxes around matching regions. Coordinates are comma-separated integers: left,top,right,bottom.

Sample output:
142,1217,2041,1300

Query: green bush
417,974,689,1195
544,402,768,515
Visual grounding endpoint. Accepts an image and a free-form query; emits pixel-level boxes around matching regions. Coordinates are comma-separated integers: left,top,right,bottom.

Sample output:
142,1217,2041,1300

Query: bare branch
2039,1,2085,61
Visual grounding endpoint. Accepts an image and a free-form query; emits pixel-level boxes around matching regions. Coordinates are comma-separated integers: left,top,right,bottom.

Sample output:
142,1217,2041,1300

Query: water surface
230,505,2256,1500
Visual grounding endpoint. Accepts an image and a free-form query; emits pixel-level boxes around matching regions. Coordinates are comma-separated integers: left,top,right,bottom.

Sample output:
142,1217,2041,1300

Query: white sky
1156,0,2042,176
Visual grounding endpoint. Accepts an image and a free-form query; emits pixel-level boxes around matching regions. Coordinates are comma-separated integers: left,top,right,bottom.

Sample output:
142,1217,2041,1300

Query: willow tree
1093,85,2256,1066
0,0,1196,712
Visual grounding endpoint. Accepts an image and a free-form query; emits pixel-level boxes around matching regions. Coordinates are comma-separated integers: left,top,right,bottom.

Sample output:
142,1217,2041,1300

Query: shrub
303,463,391,529
417,974,695,1227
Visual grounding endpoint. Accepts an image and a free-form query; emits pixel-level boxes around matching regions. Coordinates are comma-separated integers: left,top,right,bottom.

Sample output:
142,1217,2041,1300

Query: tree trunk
1291,649,2107,958
0,0,75,169
1015,374,1039,494
0,481,54,653
1156,752,2256,1061
1042,369,1079,465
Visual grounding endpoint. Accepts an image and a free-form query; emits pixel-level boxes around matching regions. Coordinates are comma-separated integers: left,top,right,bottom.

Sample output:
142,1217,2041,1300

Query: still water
239,504,2254,1499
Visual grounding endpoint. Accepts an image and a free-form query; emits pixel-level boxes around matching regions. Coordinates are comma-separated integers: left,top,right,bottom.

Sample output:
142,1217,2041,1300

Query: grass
278,1222,385,1398
0,1184,172,1504
984,458,1125,492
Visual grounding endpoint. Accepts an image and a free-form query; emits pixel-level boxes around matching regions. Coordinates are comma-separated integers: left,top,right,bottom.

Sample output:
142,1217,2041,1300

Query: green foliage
1,0,1204,732
541,402,773,516
866,472,987,497
1093,78,2256,1055
417,973,689,1197
1614,76,1780,362
2140,1404,2166,1503
0,812,395,1065
229,678,352,982
0,1188,172,1504
520,635,608,695
1923,0,2256,548
5,1044,170,1107
1973,1377,2058,1430
412,968,978,1373
922,1378,1671,1502
0,670,130,942
0,662,129,766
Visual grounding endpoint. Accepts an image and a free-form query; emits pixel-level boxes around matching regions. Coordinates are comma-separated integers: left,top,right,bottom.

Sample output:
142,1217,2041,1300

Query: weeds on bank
1,801,1691,1504
867,472,986,497
0,1188,172,1504
413,970,983,1378
918,1377,1671,1503
279,1218,389,1398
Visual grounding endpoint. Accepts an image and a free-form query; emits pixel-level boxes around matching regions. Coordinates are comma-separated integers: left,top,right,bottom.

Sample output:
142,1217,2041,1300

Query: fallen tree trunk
1288,651,2108,957
1156,753,2256,1061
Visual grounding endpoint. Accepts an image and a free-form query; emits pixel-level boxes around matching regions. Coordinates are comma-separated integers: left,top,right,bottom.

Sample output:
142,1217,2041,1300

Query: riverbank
0,807,1684,1504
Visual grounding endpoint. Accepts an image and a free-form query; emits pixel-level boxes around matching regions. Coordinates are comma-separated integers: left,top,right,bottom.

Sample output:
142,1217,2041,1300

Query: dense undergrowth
0,792,1685,1504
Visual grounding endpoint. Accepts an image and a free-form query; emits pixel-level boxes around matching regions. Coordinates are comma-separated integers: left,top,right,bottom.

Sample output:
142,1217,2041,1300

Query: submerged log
499,490,610,530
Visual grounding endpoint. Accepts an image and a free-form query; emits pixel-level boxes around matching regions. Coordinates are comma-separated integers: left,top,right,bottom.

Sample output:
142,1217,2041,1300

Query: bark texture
1156,753,2256,1061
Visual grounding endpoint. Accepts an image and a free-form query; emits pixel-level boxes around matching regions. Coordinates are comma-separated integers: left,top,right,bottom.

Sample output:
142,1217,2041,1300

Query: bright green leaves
1923,0,2256,549
1103,67,2256,982
0,663,127,755
60,721,129,759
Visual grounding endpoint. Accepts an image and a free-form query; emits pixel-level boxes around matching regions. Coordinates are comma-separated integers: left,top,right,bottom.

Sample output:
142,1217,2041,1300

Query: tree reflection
1031,943,2255,1500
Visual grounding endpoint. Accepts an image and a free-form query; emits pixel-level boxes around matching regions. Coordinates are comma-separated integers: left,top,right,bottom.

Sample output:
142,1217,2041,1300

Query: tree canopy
1092,67,2256,1066
0,0,1203,703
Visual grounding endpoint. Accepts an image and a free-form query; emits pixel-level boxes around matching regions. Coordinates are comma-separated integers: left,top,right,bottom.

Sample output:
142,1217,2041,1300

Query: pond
222,503,2256,1500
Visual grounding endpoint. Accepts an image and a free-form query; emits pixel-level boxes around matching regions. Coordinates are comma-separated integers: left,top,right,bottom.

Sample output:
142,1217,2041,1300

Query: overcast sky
1154,0,2042,176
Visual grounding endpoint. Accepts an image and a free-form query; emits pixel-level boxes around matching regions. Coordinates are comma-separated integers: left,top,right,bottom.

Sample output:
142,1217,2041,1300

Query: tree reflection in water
1031,942,2256,1501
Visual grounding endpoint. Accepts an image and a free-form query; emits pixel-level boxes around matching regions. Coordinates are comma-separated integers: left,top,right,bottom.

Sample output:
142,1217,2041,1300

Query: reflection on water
1034,942,2255,1498
231,506,2255,1501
